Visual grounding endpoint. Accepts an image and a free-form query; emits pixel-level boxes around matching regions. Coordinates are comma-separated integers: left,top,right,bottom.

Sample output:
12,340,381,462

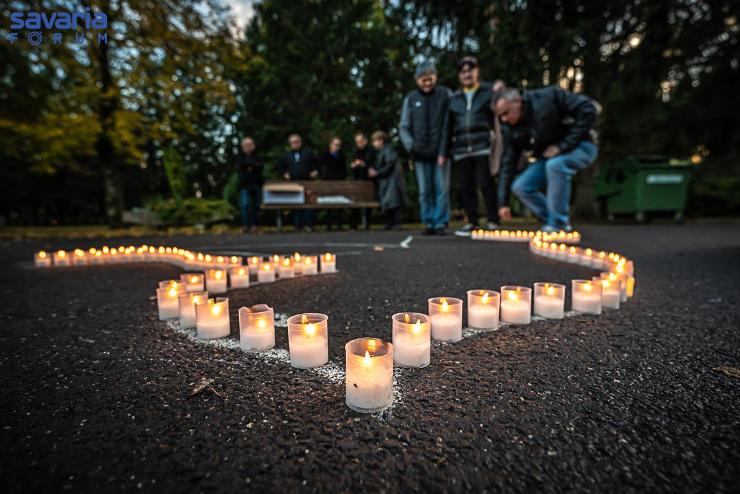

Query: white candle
500,286,532,324
278,258,295,279
287,313,328,368
392,313,431,368
301,256,318,275
345,338,394,413
572,280,602,314
292,253,303,275
229,266,250,288
533,283,565,319
181,273,205,292
53,250,71,266
467,290,500,330
195,298,230,339
257,262,276,283
34,251,52,267
239,304,275,351
179,291,207,329
428,297,463,342
156,284,182,320
321,253,336,273
597,275,621,309
205,269,228,294
248,256,261,275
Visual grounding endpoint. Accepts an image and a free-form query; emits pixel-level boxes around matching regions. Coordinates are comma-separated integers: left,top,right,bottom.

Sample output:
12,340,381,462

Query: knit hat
414,60,437,79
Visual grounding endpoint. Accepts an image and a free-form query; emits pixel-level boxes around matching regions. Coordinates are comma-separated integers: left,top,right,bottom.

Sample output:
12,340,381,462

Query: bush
147,197,236,226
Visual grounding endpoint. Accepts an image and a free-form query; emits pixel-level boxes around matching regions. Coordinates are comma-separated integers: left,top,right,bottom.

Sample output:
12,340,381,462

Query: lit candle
345,337,394,413
287,313,329,368
248,256,261,275
156,284,183,320
321,253,336,273
205,269,228,294
595,276,620,309
53,250,71,266
278,258,295,279
238,304,275,351
579,248,594,267
195,297,230,339
73,248,87,265
229,266,250,288
257,262,276,283
428,297,463,342
500,286,532,324
180,273,205,292
179,291,207,329
533,283,565,319
301,256,318,275
292,252,303,275
571,280,602,314
34,251,52,267
466,290,500,330
567,246,581,263
392,312,431,368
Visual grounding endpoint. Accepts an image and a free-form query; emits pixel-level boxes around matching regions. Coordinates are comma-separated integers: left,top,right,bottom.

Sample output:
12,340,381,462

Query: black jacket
277,148,319,180
498,85,598,206
321,150,347,180
235,152,263,188
399,85,450,161
373,145,405,211
351,146,374,181
440,81,495,159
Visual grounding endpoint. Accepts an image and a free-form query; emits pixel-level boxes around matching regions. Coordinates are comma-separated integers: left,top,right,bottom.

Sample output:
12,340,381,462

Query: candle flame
507,291,518,302
570,246,576,253
363,350,372,366
367,339,377,351
609,273,617,282
301,314,308,324
211,304,221,316
191,276,198,283
38,251,46,258
403,313,410,323
325,253,332,261
305,258,312,265
441,298,449,312
412,320,421,335
583,283,592,293
294,253,301,261
283,258,290,266
205,255,212,262
482,292,490,304
257,319,267,329
251,256,259,264
193,296,201,304
546,285,555,296
58,250,66,257
262,263,270,271
231,256,238,263
305,323,316,336
273,255,280,262
168,287,177,298
215,270,223,279
238,268,245,276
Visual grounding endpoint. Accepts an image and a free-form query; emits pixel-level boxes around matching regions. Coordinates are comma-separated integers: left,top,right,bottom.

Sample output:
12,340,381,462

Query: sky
221,0,256,33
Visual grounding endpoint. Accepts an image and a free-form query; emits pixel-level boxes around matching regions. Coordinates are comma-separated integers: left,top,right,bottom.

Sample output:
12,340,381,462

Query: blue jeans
239,188,260,228
511,141,598,228
415,161,450,228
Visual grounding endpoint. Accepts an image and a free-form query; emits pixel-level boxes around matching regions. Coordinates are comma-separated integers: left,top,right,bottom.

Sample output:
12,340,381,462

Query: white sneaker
454,223,476,237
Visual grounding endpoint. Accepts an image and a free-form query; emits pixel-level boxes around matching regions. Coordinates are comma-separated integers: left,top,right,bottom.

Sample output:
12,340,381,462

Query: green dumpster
595,155,693,222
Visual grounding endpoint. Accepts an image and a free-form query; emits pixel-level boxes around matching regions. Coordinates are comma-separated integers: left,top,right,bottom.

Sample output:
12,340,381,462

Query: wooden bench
261,180,379,229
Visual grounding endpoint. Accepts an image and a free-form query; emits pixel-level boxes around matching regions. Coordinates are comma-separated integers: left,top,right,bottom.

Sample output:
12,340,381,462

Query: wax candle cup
345,338,394,413
392,312,431,368
571,280,602,314
156,284,183,320
321,253,336,273
34,251,52,267
287,313,329,368
205,269,228,294
195,297,230,339
179,291,208,329
248,256,261,275
238,304,275,351
229,266,250,288
428,297,463,342
180,273,205,292
278,258,295,279
466,290,500,330
533,283,565,319
595,275,620,309
257,262,276,283
500,286,532,324
301,256,318,275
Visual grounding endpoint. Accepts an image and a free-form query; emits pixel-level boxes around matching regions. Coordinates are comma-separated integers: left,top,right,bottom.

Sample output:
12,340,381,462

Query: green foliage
148,198,236,227
222,173,240,210
163,148,187,202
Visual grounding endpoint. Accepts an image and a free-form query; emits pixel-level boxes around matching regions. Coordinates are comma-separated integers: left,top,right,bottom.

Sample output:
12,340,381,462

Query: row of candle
471,229,581,244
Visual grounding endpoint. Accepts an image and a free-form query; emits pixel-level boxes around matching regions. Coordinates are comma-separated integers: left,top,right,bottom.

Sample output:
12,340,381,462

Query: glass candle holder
205,269,228,294
72,249,87,265
180,273,205,292
228,255,242,267
34,251,52,267
301,256,318,275
466,290,500,330
428,297,463,342
179,291,207,329
500,286,532,324
53,250,71,266
321,253,336,273
238,304,275,351
287,313,328,368
195,297,230,339
579,248,594,267
278,258,295,279
595,275,620,310
533,283,565,319
229,266,250,288
156,284,183,320
257,262,276,283
292,253,303,275
345,337,394,413
571,280,602,314
392,312,431,368
556,244,568,260
248,256,261,275
567,246,581,263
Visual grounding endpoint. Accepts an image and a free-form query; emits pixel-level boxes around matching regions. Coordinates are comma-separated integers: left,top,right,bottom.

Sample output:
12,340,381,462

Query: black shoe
421,227,435,236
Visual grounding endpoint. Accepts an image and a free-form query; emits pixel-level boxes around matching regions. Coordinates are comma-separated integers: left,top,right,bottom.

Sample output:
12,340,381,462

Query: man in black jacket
399,60,450,235
350,132,374,230
440,56,500,237
235,137,263,233
321,136,347,230
494,86,598,232
278,134,319,232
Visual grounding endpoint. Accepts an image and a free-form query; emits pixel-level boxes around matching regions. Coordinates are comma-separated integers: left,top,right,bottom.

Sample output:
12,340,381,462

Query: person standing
494,86,599,232
440,56,500,237
235,136,263,233
399,60,451,235
350,132,374,230
368,131,404,230
277,134,319,232
321,136,348,230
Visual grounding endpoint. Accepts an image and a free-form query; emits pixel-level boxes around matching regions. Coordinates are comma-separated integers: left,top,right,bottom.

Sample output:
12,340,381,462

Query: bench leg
276,210,282,231
361,209,368,230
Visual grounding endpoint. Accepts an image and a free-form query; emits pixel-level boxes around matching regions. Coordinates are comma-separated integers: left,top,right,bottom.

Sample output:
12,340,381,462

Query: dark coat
351,146,375,181
498,85,598,205
373,145,405,211
440,81,495,159
399,85,450,161
277,148,319,180
235,152,263,188
320,150,348,180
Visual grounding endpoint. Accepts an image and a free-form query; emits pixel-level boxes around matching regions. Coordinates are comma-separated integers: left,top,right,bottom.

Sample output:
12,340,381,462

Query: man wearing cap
440,56,500,237
399,60,451,235
494,86,599,232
